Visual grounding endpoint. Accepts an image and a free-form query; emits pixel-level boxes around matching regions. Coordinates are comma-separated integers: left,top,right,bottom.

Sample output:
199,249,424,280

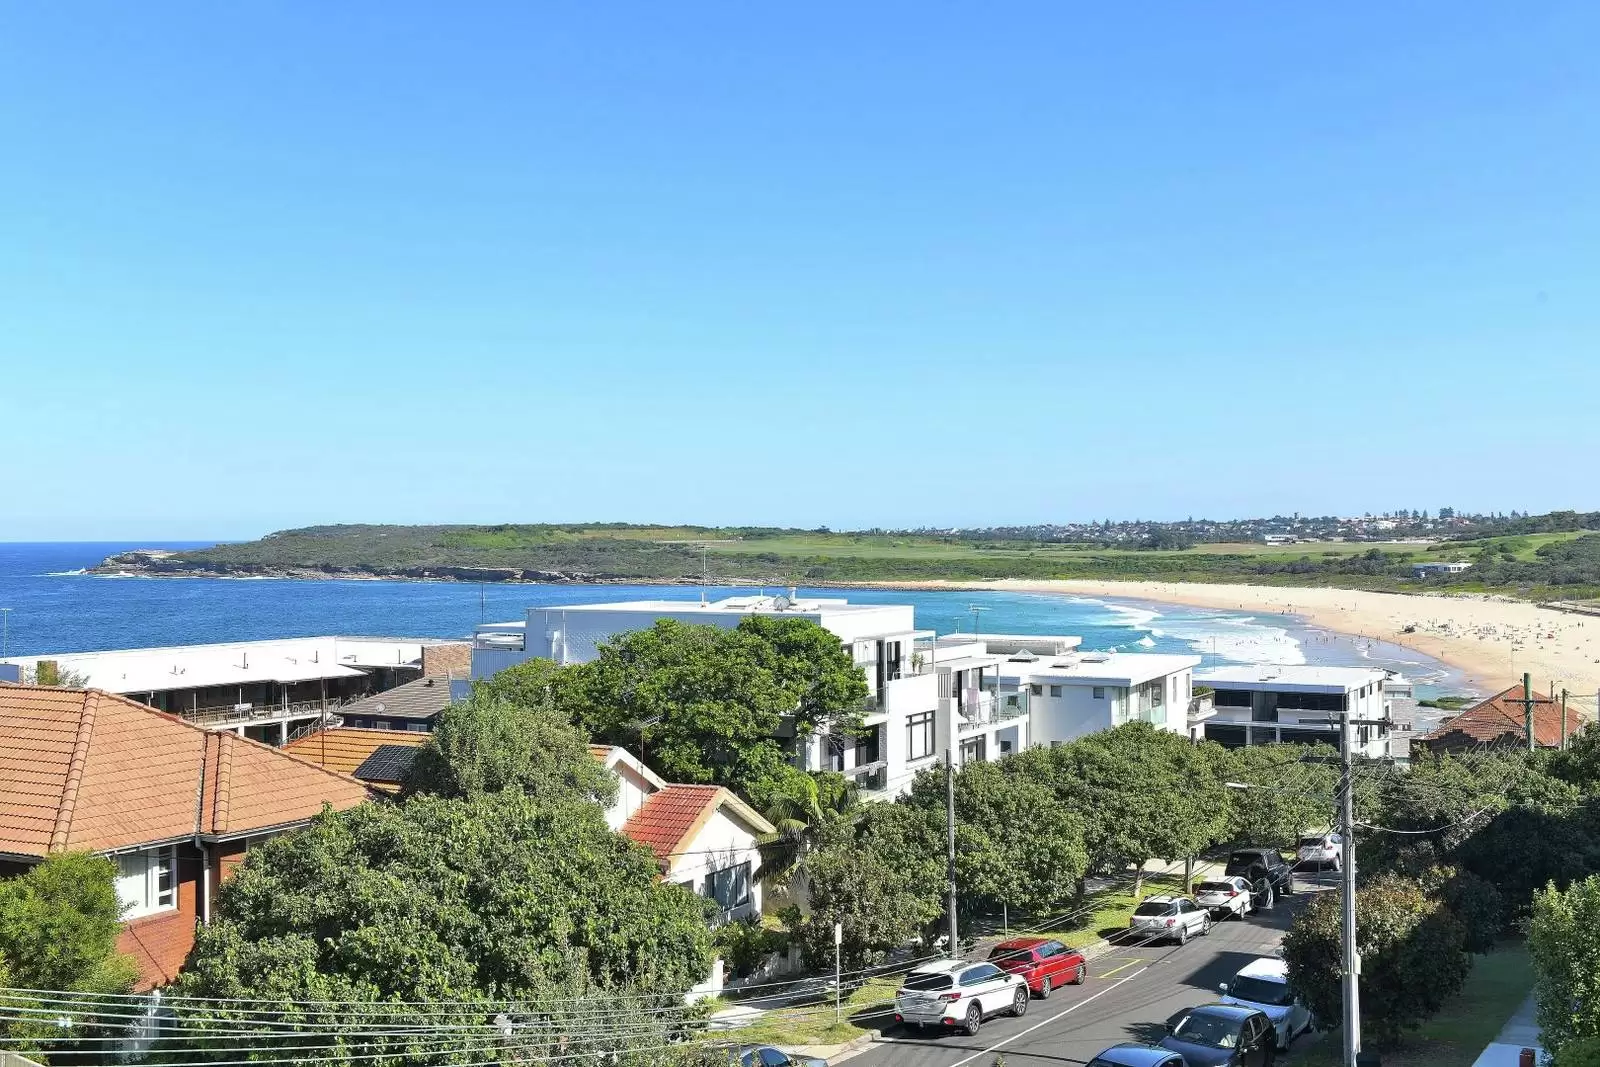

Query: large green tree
1010,724,1229,892
556,618,866,799
1530,874,1600,1054
1282,873,1470,1045
795,803,944,971
0,853,139,1060
906,760,1087,917
403,691,618,807
1221,743,1340,847
176,792,715,1063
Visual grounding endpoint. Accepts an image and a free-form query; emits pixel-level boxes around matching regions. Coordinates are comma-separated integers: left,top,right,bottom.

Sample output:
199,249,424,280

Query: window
1092,687,1105,700
1150,682,1164,708
759,1048,792,1067
906,711,935,761
1029,684,1042,697
706,862,752,911
961,963,1003,985
1049,685,1062,698
1213,689,1252,709
115,845,177,918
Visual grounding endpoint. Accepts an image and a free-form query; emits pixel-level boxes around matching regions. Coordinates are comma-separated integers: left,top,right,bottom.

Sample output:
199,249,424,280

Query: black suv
1224,848,1295,900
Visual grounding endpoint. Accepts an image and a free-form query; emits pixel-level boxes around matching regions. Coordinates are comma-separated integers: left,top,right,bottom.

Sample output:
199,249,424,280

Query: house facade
0,686,374,988
993,647,1201,749
1194,665,1393,757
1415,684,1571,754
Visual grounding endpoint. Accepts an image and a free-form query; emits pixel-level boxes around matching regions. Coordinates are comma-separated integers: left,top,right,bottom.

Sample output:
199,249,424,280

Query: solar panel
353,743,420,783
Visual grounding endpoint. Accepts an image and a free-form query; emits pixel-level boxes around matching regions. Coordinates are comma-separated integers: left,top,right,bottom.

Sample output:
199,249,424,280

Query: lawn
1294,941,1533,1067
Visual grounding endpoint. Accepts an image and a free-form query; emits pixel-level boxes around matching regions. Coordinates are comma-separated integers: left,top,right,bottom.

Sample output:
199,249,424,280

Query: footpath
1469,994,1542,1067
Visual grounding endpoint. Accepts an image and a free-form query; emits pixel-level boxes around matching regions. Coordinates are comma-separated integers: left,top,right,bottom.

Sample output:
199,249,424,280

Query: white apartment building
1193,664,1392,758
993,646,1203,748
473,593,1202,799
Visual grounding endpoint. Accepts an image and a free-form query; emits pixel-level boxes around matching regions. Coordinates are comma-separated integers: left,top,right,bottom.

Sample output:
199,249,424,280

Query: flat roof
0,636,433,695
1195,664,1389,692
1000,652,1201,687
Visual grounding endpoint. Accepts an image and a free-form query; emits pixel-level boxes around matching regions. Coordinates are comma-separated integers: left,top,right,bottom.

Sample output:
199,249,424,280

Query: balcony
185,697,354,728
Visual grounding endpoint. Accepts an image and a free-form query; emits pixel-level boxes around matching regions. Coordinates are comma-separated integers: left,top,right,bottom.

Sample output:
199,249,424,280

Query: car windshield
1231,976,1294,1006
1172,1012,1240,1048
1133,902,1173,917
1197,882,1235,894
902,973,953,992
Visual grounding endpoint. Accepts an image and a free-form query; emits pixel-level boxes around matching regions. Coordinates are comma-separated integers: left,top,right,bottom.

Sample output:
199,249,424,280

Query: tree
1282,874,1469,1045
796,803,943,971
1530,875,1600,1054
403,691,618,807
473,655,565,711
1221,744,1340,847
1012,724,1229,892
1456,805,1600,923
906,760,1087,917
558,618,866,800
0,853,139,1059
178,792,715,1050
22,662,90,688
1551,724,1600,794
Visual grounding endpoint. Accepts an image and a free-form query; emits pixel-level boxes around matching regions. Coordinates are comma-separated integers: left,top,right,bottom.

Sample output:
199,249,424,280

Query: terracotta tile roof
0,686,374,858
1418,684,1567,748
620,784,727,862
283,727,429,785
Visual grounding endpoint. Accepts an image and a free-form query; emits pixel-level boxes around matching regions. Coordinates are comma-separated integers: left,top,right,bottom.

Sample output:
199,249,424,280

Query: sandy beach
874,579,1600,709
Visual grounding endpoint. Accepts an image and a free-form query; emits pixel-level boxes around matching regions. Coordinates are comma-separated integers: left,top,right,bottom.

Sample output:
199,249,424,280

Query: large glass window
115,845,177,918
706,862,752,911
1213,689,1252,708
906,711,935,761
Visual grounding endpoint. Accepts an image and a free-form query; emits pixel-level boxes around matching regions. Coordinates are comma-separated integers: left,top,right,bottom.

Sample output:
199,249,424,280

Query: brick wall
421,642,471,679
117,846,202,990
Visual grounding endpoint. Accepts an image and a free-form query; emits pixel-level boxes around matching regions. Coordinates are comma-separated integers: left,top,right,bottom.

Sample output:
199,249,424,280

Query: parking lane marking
945,965,1151,1067
1094,958,1145,979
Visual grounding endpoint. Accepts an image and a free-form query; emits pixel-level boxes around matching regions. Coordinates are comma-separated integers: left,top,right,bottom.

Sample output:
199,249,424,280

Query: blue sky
3,4,1596,540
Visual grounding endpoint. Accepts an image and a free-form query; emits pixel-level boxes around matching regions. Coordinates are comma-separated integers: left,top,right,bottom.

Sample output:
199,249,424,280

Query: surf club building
1193,664,1393,758
471,593,1200,799
0,637,470,746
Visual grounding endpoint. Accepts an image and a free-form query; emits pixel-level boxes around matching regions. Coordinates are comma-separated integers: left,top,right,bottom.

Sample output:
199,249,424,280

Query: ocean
0,542,1472,697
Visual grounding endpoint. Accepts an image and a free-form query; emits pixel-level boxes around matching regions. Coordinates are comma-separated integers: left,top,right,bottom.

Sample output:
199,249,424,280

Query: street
838,872,1334,1067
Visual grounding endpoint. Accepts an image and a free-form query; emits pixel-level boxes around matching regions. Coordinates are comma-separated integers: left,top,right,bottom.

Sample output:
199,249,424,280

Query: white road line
945,966,1151,1067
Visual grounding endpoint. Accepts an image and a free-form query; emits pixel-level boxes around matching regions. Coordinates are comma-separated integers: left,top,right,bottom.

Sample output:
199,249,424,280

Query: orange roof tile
283,727,428,778
0,686,374,858
620,784,730,862
1418,684,1569,749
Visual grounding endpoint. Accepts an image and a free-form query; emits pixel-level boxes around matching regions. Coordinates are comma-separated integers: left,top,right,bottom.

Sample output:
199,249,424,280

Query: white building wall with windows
1195,665,1392,758
665,807,766,924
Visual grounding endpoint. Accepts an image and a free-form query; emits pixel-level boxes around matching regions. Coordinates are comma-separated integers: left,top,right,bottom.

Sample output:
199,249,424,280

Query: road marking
1094,958,1145,979
945,965,1150,1067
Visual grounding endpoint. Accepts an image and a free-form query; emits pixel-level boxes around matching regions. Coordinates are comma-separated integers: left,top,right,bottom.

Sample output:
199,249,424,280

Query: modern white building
1194,664,1393,758
1412,561,1473,578
474,593,1201,799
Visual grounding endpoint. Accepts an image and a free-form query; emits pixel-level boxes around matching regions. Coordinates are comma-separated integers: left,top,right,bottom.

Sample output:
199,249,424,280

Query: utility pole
1562,690,1569,749
946,748,958,955
1339,711,1362,1067
1524,672,1535,751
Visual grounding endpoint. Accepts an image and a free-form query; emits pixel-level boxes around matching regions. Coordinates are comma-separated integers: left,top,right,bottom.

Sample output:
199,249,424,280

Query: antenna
967,604,989,635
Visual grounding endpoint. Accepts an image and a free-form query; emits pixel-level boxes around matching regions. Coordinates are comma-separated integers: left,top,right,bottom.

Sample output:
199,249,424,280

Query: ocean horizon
0,542,1472,698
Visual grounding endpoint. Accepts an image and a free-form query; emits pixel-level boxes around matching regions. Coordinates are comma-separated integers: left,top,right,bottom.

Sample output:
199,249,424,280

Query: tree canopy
404,690,618,807
1530,874,1600,1054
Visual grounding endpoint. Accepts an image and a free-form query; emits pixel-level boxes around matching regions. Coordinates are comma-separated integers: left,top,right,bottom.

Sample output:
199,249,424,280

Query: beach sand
870,579,1600,708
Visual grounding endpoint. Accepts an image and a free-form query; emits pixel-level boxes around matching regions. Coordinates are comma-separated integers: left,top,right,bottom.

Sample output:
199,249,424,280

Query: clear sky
3,4,1596,540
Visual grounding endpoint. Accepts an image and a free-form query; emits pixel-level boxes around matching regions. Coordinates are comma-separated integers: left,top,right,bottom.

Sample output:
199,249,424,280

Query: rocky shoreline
87,550,704,585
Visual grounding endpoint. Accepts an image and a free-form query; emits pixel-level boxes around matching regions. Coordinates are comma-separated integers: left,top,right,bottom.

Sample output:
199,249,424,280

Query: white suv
894,959,1028,1036
1127,895,1212,945
1219,956,1313,1049
1296,833,1342,870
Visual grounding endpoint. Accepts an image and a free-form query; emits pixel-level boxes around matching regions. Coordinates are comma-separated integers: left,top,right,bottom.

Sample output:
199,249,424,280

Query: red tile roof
0,686,375,857
620,784,729,862
283,727,428,792
1418,684,1569,749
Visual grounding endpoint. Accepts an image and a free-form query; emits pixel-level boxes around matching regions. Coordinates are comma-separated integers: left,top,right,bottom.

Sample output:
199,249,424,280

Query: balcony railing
184,697,357,727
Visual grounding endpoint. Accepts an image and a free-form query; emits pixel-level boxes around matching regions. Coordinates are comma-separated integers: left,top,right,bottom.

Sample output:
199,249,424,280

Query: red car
987,937,1087,998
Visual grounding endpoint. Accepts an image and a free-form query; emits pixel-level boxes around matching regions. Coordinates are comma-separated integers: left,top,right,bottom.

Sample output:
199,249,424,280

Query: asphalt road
838,871,1336,1067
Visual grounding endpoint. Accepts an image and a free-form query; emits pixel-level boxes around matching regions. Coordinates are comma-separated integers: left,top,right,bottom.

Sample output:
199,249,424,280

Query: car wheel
1073,962,1087,985
1202,915,1213,936
1260,887,1275,911
1011,986,1028,1018
1176,923,1189,945
964,1004,982,1037
1038,976,1052,999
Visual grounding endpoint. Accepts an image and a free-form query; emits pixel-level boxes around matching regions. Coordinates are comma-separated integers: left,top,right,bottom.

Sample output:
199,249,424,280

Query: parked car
1160,1003,1277,1067
1193,877,1255,920
1219,957,1313,1050
988,936,1087,998
1295,833,1343,870
893,959,1028,1036
1224,848,1295,897
1086,1043,1187,1067
1127,895,1212,945
735,1046,828,1067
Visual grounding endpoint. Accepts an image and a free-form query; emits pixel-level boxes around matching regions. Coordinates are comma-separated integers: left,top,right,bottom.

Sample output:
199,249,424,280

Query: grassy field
1295,941,1533,1067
